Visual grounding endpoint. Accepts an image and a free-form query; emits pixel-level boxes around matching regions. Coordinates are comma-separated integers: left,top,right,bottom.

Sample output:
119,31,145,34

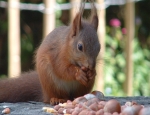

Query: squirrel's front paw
75,67,88,86
50,98,67,105
87,69,96,80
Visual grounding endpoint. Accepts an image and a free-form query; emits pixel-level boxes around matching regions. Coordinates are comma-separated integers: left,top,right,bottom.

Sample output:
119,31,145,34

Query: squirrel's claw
50,98,67,105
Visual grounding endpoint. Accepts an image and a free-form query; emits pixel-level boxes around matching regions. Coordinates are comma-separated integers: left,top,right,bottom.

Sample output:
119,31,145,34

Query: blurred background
0,0,150,97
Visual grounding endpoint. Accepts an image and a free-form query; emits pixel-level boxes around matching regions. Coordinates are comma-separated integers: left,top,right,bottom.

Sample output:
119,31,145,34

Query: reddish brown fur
36,0,100,104
0,0,100,104
0,71,42,102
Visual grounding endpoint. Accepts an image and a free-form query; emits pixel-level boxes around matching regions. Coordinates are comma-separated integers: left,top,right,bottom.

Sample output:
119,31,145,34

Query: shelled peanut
42,91,148,115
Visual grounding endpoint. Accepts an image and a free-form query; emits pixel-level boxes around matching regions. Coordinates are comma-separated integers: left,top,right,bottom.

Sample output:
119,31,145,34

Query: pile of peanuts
42,91,150,115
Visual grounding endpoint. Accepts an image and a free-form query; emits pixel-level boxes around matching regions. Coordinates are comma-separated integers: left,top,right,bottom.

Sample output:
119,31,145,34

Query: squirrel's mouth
74,59,95,70
75,62,90,71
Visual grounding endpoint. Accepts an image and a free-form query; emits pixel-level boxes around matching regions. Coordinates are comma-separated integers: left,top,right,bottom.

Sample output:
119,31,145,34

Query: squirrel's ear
91,15,98,31
90,0,98,31
70,13,82,37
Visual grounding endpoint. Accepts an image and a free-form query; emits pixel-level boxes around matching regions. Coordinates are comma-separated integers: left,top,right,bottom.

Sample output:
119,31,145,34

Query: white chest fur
50,71,80,93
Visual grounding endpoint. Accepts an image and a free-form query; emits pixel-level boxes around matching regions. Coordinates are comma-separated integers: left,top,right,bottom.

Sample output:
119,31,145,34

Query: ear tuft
89,0,99,31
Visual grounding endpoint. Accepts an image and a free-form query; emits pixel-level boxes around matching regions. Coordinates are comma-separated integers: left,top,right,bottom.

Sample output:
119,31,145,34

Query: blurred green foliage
104,25,150,96
104,28,126,96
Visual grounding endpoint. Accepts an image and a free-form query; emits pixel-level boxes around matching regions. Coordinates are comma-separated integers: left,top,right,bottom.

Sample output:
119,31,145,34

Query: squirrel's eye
78,43,83,51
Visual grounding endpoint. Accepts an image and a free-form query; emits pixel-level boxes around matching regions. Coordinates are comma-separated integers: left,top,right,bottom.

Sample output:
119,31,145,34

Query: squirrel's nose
82,59,95,70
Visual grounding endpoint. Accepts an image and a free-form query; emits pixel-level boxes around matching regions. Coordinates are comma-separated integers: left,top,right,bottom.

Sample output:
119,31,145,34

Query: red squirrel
0,0,100,105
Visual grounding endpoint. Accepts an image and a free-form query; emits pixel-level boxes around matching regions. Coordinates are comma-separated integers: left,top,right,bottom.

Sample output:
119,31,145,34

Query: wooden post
124,0,135,96
94,0,105,92
43,0,55,38
8,0,21,77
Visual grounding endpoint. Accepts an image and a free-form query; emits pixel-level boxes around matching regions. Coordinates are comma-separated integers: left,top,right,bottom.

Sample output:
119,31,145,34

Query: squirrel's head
67,1,100,70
